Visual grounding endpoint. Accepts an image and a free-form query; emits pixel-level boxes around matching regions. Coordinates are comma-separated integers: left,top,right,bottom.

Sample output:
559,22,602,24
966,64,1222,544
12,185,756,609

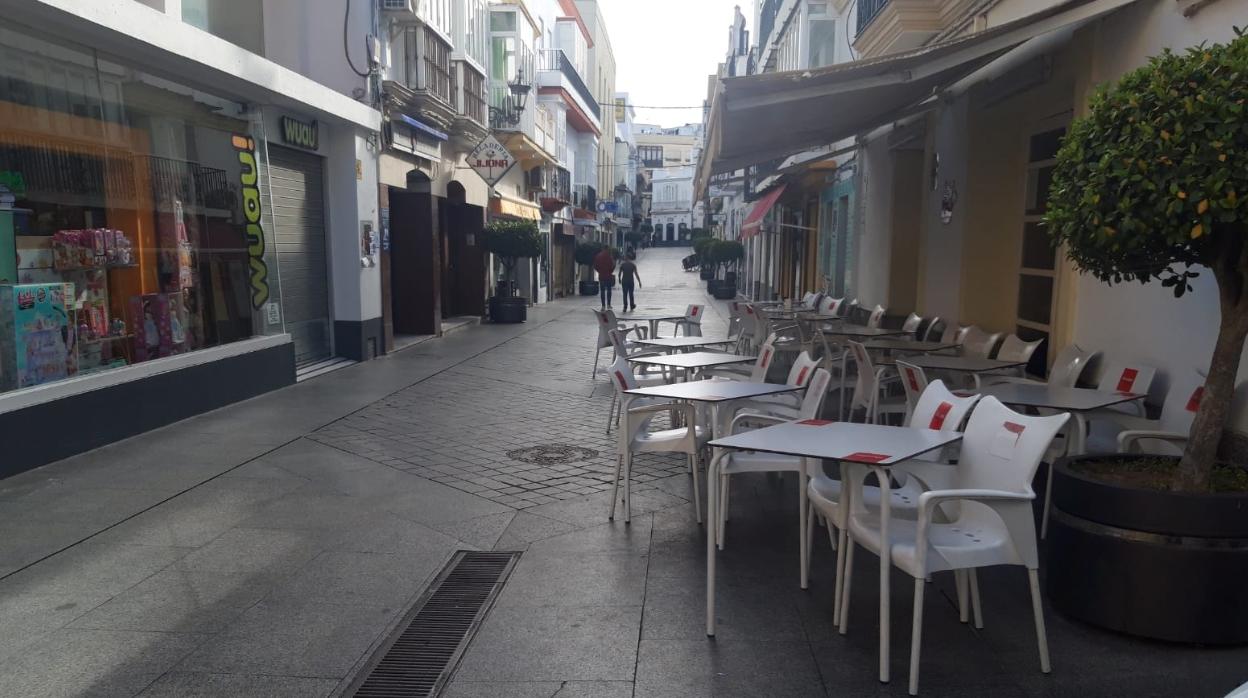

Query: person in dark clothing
618,252,642,312
592,246,616,309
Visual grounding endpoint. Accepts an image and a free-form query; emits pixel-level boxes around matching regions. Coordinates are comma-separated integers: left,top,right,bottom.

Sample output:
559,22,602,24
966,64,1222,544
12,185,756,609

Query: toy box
0,282,76,390
130,293,174,362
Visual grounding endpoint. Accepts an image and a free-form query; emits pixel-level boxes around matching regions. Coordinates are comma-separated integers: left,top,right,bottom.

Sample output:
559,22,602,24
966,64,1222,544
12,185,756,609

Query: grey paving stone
452,605,642,682
176,599,397,678
267,549,450,608
137,671,338,697
496,551,649,608
0,590,112,663
174,527,322,578
68,567,274,634
634,639,826,697
443,680,635,698
427,511,516,550
0,628,205,698
0,541,190,598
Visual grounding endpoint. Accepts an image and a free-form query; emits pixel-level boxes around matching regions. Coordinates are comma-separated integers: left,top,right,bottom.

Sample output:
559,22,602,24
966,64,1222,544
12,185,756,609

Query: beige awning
491,194,542,221
696,0,1138,196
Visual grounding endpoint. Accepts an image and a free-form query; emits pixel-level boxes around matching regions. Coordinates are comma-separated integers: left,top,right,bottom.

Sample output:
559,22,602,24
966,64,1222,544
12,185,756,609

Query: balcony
541,166,573,213
572,183,597,212
449,60,489,142
853,0,973,59
537,49,601,134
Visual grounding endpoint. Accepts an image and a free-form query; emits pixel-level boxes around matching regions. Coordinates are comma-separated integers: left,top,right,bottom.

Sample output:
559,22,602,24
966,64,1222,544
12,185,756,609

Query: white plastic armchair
866,305,887,329
841,397,1069,694
724,350,822,421
592,309,647,378
611,396,707,525
961,326,1004,359
901,313,924,337
605,355,670,434
704,333,778,382
1116,372,1204,456
987,343,1096,388
660,304,704,337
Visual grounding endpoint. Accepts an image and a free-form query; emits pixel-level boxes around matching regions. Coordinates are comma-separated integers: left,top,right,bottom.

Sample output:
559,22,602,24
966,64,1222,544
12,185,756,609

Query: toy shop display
0,282,76,391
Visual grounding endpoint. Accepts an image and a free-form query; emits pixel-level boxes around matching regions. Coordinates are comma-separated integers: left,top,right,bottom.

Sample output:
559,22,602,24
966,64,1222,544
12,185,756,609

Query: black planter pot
488,296,527,323
579,280,599,296
699,268,715,281
724,271,738,285
711,281,736,300
1045,454,1248,644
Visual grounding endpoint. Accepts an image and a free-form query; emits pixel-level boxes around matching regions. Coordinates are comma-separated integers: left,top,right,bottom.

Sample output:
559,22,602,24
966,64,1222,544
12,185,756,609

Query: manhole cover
506,444,599,464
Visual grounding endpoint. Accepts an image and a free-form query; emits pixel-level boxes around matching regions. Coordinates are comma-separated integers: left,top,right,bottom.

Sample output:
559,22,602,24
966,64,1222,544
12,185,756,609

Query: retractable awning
697,0,1137,194
740,184,787,239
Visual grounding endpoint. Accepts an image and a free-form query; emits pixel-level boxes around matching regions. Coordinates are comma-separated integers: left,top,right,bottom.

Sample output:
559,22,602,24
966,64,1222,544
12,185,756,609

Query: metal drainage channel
350,550,520,697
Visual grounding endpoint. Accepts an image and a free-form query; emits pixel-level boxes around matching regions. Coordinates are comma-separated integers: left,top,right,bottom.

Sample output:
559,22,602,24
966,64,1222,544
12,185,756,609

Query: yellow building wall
888,149,924,314
958,52,1078,335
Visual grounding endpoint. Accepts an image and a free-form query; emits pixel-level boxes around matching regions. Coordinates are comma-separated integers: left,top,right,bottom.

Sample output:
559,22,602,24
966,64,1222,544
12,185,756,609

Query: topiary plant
1045,31,1248,491
482,220,544,297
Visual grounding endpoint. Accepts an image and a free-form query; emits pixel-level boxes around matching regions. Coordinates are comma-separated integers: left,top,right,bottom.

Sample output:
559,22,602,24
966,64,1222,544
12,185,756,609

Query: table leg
799,457,809,590
705,400,728,637
839,351,848,421
872,464,892,684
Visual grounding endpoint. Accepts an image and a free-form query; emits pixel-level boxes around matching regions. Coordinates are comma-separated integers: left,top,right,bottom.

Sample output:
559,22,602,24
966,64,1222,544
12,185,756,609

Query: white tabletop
977,383,1146,411
635,337,735,349
863,339,956,353
629,352,756,369
710,421,961,465
625,380,800,402
877,354,1026,372
820,326,910,338
625,314,686,322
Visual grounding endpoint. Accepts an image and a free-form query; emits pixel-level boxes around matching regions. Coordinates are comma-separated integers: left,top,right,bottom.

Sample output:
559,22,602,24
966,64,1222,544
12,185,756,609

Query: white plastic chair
901,313,924,337
605,354,669,433
727,301,743,339
841,397,1070,695
865,305,887,329
1094,361,1157,416
592,309,647,378
715,369,833,575
610,380,709,525
960,326,1003,360
727,350,822,420
605,333,665,433
819,297,839,316
896,360,929,423
663,304,704,337
845,340,904,424
987,343,1096,388
733,303,758,353
806,381,982,627
705,333,778,382
922,318,945,343
1117,372,1205,455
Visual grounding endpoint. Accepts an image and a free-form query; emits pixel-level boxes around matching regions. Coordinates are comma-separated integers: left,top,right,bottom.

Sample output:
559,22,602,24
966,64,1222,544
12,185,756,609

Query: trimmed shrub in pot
482,220,543,323
1043,33,1248,643
574,241,603,296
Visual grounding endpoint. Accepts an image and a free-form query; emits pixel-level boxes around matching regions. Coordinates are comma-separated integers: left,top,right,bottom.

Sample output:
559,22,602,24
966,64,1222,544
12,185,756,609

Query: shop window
0,25,282,396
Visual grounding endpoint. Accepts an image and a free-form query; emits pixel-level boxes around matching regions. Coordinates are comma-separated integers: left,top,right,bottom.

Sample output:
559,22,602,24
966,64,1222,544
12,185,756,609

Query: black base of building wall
0,342,295,480
335,318,385,360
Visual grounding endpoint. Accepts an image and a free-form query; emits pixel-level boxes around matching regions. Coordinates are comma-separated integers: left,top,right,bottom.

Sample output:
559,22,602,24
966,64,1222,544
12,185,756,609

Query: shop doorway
265,146,331,365
440,182,486,319
388,173,440,342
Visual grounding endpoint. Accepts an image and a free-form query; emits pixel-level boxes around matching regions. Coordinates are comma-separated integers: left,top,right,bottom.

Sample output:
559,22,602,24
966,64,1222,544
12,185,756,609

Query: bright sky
596,0,745,127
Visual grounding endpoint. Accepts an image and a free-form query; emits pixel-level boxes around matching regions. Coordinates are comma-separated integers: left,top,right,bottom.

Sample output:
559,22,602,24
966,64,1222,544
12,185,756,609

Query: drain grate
350,550,519,698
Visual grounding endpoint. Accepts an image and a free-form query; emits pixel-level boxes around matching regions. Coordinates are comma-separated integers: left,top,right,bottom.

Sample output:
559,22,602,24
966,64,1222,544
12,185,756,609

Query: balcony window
404,27,452,105
460,64,486,124
490,10,517,32
808,18,836,69
181,0,264,55
856,0,890,36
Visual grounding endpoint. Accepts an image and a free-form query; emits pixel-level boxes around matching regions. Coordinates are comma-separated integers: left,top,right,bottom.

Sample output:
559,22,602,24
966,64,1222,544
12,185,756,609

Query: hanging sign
468,135,516,187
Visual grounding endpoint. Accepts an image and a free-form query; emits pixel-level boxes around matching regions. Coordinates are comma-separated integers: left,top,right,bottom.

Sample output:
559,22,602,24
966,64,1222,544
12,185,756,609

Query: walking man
618,252,642,312
593,245,616,310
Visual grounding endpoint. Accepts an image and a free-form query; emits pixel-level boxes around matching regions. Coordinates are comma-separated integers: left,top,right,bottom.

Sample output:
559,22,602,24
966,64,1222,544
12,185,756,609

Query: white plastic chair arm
1117,430,1189,453
728,412,789,434
618,325,648,339
1082,409,1155,433
916,489,1033,526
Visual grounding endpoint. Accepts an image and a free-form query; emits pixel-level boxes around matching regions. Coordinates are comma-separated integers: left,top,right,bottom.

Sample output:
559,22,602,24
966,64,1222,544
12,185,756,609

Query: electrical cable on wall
344,0,370,78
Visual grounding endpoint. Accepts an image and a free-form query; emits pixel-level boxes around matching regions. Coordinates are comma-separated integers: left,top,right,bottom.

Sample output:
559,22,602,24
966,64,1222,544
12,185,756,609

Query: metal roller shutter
264,146,331,364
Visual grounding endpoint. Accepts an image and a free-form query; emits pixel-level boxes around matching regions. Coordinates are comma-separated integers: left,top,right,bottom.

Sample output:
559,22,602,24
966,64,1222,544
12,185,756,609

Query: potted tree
694,237,716,280
624,230,645,250
1044,34,1248,644
482,220,544,323
711,240,744,299
575,241,603,296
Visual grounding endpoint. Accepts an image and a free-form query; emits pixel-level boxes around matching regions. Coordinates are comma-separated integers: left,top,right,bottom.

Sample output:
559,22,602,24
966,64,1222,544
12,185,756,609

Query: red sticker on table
929,401,953,429
845,452,889,463
1116,368,1139,392
1187,386,1205,412
798,419,833,426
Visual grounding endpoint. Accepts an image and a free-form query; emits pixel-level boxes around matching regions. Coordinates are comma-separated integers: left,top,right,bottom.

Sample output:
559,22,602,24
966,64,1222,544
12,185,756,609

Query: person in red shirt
592,246,617,310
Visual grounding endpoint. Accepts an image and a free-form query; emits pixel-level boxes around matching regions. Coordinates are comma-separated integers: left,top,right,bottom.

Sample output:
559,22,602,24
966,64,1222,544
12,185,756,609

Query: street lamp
490,69,531,128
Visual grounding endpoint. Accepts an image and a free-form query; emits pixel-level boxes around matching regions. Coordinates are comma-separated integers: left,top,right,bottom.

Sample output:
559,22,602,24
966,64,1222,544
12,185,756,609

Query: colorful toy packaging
0,283,76,390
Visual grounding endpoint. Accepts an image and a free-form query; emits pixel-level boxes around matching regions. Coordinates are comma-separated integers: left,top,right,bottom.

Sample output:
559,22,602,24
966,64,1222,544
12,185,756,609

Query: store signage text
232,134,270,309
467,135,516,187
280,116,319,151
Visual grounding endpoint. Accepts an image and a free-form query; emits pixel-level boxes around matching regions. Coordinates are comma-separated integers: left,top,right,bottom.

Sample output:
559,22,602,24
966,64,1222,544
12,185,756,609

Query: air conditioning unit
380,0,421,23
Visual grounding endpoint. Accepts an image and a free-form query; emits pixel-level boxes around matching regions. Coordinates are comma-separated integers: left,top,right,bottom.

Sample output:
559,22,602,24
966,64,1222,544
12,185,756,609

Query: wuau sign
468,135,517,187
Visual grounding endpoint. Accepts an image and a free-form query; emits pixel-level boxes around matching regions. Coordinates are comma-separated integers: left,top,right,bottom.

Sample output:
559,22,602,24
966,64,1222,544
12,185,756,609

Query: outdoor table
625,314,687,338
862,339,956,354
874,354,1026,372
628,351,756,383
974,383,1145,455
706,420,962,683
634,336,736,353
819,326,910,339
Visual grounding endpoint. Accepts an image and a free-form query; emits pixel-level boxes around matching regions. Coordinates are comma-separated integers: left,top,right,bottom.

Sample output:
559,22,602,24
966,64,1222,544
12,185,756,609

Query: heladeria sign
280,116,319,151
467,135,516,187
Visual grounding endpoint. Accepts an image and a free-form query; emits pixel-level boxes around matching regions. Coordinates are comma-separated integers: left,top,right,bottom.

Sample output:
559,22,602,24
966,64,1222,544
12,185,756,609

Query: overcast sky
596,0,745,127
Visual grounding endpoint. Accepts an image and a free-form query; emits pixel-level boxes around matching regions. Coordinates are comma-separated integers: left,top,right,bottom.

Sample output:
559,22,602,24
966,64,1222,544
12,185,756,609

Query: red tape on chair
1116,368,1139,392
1187,386,1204,412
929,402,953,429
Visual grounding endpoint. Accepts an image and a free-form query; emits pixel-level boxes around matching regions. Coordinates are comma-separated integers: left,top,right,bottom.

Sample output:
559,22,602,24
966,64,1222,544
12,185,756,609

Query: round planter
724,271,738,285
711,281,736,300
699,269,715,281
488,296,527,323
579,280,599,296
1045,454,1248,644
